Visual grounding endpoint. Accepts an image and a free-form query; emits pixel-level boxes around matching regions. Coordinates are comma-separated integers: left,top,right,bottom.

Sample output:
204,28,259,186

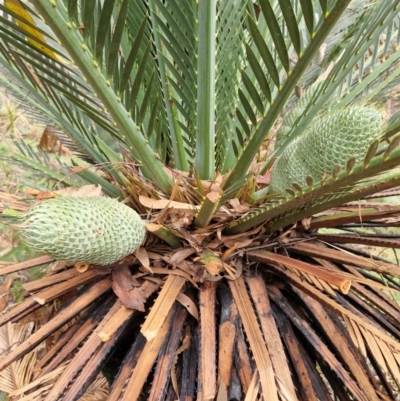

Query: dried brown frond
77,375,109,401
0,322,37,395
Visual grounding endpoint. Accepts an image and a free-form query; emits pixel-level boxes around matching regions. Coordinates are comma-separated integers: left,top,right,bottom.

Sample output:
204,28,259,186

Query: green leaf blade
107,0,130,77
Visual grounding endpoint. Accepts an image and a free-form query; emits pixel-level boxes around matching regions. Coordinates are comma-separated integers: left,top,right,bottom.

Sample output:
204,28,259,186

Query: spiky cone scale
269,105,385,194
20,196,146,265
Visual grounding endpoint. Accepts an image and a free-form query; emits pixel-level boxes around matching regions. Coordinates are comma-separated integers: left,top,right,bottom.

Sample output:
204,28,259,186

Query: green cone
275,83,324,150
20,196,146,265
269,105,384,194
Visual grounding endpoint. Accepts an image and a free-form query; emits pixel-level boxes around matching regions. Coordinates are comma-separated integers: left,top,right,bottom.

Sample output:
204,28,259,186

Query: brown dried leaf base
2,218,400,400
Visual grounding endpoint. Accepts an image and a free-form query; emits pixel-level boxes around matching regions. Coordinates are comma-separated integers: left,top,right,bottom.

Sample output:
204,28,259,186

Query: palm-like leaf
3,1,400,400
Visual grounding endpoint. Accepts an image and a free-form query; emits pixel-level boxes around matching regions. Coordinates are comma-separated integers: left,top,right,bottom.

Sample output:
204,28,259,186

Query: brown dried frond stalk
198,281,217,400
272,264,400,353
140,275,186,341
120,305,178,400
246,275,297,400
229,276,279,401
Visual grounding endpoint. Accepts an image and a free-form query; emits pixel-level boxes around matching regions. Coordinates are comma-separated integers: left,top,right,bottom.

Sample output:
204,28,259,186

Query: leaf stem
194,191,220,228
196,0,216,179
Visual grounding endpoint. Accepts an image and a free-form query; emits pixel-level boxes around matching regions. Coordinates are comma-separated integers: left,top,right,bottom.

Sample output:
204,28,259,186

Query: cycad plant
2,0,400,399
